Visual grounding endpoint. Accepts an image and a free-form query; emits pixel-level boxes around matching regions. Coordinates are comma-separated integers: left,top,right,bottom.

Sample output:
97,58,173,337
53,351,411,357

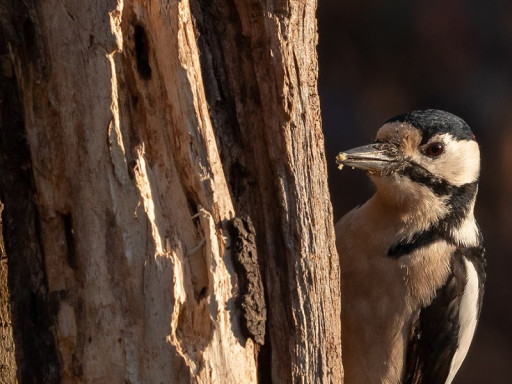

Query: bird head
337,109,481,215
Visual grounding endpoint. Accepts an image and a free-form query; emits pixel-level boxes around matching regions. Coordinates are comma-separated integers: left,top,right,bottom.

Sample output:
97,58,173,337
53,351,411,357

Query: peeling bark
0,0,342,383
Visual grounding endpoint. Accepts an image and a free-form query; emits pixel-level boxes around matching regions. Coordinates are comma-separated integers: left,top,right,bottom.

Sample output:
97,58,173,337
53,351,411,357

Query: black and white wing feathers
402,244,486,384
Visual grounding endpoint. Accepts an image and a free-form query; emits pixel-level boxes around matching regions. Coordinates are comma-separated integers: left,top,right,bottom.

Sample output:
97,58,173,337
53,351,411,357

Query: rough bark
0,0,341,383
0,203,18,383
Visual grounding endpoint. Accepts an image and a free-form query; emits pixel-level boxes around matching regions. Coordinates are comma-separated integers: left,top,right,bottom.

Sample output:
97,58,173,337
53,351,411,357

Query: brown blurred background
318,1,512,382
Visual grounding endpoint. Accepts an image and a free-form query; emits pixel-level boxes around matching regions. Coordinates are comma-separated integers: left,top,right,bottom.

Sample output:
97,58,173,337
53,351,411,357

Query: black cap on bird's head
336,109,480,190
385,109,475,145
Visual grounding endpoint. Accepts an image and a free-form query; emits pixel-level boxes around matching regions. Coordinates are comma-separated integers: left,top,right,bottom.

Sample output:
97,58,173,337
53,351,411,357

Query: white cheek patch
410,134,480,187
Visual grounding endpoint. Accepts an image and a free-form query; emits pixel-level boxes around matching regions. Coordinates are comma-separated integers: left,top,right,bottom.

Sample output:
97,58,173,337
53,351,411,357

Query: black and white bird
335,109,486,384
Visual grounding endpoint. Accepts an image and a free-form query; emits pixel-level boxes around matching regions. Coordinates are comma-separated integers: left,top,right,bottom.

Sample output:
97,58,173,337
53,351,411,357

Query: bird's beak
336,143,400,174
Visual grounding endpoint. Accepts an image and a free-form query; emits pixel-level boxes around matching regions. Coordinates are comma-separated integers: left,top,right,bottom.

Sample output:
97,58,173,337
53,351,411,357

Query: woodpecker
335,109,486,384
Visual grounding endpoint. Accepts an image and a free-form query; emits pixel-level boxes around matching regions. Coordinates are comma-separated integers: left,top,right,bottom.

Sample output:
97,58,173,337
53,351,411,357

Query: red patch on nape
472,133,477,141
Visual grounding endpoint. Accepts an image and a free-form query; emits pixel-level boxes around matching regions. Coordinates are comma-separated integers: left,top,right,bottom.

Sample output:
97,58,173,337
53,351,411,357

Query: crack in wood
134,24,152,80
62,213,77,270
229,216,266,345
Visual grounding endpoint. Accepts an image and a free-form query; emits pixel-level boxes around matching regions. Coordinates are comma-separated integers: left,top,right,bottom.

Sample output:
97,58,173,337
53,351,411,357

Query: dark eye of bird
426,142,444,157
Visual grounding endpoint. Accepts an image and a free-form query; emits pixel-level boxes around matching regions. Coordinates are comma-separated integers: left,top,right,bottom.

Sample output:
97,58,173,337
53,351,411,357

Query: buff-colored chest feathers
336,196,454,384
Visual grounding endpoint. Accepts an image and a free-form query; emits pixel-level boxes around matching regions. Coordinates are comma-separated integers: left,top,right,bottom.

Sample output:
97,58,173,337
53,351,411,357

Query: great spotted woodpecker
335,109,486,384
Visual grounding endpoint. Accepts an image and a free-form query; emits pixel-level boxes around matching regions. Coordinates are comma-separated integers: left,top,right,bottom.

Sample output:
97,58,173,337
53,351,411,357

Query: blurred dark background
318,1,512,383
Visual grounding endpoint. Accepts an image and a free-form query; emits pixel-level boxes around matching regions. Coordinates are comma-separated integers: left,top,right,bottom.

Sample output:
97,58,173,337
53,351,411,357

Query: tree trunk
0,0,342,383
0,203,17,383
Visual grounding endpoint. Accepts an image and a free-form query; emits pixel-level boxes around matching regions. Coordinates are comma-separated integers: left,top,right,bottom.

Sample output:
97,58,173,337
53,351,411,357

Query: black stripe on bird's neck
401,162,458,196
388,181,479,258
444,181,479,226
388,229,441,258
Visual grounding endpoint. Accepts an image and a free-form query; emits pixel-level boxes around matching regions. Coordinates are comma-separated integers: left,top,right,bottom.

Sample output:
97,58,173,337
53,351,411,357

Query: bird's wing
402,245,485,384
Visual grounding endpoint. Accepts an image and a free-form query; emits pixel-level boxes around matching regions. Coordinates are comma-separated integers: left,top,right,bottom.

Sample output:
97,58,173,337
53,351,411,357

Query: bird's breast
336,198,457,384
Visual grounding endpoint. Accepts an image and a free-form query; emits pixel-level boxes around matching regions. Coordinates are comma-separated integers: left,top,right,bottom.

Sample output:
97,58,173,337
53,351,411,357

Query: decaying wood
0,204,17,383
0,0,342,382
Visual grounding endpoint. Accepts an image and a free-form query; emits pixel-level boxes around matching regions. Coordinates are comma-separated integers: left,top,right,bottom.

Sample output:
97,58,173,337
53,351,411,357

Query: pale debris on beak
336,153,347,170
336,143,401,175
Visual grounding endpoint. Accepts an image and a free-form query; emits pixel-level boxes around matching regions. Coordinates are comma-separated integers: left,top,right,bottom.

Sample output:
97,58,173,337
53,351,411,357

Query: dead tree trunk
0,0,342,382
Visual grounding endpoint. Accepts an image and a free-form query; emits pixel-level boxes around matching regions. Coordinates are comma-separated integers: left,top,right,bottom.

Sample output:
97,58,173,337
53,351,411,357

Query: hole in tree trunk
134,25,152,80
